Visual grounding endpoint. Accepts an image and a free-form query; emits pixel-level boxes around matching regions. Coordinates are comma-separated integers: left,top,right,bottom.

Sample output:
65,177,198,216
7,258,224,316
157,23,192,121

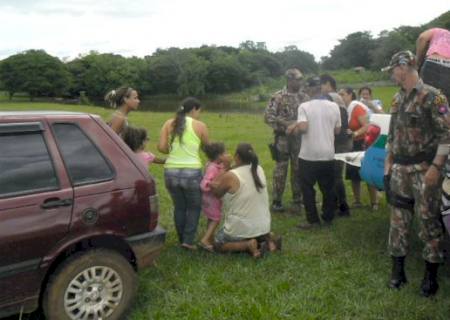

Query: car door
0,121,73,309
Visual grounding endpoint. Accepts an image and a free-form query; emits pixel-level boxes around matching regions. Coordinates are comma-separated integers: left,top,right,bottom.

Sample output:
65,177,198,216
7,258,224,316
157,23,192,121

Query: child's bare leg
201,219,219,247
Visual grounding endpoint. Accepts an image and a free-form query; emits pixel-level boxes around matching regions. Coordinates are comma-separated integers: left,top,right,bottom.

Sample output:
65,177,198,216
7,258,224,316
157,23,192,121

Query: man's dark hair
203,142,225,161
320,74,337,91
343,87,357,100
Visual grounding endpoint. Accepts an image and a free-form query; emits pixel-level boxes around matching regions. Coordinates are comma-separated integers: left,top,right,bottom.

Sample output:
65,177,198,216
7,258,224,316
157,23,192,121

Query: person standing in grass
210,143,280,258
158,97,209,251
199,142,230,252
105,86,140,136
338,87,379,210
382,50,450,297
288,77,341,229
320,74,352,217
264,68,309,213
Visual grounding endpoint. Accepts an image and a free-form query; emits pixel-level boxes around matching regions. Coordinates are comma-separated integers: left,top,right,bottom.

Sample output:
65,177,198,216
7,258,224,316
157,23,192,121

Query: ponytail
235,143,264,192
104,86,134,108
170,97,201,147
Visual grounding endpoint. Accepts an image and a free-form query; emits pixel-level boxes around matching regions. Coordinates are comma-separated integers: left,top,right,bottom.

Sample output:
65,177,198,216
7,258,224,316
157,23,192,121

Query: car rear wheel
43,249,137,320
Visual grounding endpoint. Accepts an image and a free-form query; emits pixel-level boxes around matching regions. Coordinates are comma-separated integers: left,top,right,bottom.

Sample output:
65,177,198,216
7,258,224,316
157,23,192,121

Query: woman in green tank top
158,97,209,250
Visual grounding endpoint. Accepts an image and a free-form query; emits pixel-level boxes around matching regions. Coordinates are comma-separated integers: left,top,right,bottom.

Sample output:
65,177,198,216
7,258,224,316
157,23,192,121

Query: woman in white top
210,143,279,258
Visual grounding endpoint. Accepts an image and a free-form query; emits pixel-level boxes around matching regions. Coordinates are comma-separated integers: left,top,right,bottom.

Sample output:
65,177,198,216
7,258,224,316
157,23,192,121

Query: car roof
0,111,86,116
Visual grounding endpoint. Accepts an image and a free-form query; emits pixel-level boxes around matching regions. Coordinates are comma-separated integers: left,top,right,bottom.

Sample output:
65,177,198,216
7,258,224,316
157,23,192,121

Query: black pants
421,59,450,101
334,160,348,208
298,158,336,223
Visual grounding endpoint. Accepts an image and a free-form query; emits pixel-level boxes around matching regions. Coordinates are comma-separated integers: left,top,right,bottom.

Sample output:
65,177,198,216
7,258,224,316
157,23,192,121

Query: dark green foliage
0,50,71,100
0,11,447,100
67,52,145,99
322,31,375,70
276,45,319,74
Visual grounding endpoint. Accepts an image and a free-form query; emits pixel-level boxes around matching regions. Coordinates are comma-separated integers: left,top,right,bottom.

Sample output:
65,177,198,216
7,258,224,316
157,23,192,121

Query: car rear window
0,131,58,197
52,123,114,186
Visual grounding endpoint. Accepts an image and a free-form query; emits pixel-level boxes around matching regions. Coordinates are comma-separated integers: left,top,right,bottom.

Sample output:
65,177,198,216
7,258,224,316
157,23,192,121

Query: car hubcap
64,266,123,319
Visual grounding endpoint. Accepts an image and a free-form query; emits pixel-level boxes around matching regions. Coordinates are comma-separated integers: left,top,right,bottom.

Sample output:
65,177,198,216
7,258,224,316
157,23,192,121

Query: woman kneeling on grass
210,143,281,258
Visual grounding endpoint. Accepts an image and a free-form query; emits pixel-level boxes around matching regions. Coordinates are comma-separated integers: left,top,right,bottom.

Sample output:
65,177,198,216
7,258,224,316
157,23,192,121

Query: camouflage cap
306,76,321,88
381,50,416,72
285,68,303,80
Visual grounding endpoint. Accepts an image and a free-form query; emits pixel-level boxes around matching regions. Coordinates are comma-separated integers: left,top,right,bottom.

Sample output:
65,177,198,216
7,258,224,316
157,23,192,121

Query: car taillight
364,124,381,148
149,194,159,230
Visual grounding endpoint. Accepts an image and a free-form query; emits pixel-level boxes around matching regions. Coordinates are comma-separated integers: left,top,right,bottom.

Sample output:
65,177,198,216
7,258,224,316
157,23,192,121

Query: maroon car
0,111,165,319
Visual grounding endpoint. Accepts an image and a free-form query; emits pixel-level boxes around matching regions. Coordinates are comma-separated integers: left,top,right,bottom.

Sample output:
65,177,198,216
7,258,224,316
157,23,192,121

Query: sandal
181,243,197,251
352,201,363,209
198,242,214,253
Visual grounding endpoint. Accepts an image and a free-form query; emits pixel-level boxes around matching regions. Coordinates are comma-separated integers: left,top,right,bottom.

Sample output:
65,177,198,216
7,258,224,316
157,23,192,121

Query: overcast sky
0,0,448,61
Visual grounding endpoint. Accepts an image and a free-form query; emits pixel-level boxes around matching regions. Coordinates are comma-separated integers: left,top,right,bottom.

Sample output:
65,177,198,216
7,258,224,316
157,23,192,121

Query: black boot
420,261,439,297
388,256,407,289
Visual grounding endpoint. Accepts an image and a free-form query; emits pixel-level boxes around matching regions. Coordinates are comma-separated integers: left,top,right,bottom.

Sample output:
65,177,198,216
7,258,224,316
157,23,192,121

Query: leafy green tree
322,32,376,70
67,52,145,99
205,55,249,93
275,46,319,74
0,50,71,100
238,49,282,85
370,29,416,70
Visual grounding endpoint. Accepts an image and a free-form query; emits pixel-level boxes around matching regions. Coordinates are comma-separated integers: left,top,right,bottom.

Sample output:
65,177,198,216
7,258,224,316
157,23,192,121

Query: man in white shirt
287,77,341,229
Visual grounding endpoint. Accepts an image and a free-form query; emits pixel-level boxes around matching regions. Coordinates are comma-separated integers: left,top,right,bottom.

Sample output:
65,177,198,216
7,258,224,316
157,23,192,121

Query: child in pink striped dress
199,142,229,251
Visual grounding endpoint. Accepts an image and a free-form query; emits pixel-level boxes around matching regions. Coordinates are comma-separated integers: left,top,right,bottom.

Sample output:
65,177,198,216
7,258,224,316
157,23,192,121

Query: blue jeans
164,168,202,245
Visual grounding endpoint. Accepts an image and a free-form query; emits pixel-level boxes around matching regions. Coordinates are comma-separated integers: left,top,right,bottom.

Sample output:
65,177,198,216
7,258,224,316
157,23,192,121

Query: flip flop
198,242,214,253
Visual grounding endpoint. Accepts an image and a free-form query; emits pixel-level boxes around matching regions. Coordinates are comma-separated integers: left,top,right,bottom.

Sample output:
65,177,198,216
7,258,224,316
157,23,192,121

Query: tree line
0,42,317,100
0,11,447,101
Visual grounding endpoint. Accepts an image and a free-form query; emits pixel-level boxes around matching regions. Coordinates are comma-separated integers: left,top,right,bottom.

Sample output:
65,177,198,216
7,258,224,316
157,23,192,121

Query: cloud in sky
0,0,448,60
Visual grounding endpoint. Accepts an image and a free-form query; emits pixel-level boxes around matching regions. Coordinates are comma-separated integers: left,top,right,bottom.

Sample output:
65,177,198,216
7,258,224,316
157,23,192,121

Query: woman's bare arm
157,120,172,154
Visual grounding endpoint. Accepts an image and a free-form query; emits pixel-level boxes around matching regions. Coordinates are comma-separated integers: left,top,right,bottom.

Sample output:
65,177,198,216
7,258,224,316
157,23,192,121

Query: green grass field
1,100,449,320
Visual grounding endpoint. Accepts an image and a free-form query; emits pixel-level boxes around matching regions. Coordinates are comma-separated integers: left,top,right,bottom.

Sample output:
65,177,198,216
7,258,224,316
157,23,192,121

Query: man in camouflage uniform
264,68,309,213
383,51,450,297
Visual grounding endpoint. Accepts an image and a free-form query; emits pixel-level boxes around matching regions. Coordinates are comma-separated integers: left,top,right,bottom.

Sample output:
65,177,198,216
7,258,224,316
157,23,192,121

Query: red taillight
364,124,381,147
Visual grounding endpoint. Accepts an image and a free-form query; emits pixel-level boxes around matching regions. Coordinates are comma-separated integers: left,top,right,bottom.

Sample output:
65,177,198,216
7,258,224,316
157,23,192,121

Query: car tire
43,249,137,320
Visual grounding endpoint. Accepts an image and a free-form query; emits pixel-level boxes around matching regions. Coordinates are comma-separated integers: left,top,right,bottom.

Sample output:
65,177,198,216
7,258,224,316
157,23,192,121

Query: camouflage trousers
388,163,444,263
272,134,302,204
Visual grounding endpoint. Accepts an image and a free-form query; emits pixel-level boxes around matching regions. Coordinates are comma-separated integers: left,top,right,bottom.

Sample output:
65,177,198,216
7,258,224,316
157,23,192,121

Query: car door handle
41,198,73,209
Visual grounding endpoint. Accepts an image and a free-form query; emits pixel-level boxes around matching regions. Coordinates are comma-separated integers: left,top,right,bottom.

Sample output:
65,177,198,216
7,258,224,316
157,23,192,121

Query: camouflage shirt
264,87,309,134
387,79,450,158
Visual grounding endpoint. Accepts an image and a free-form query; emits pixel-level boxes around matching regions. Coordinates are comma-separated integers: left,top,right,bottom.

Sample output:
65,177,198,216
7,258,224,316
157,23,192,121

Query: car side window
0,131,58,197
52,123,114,186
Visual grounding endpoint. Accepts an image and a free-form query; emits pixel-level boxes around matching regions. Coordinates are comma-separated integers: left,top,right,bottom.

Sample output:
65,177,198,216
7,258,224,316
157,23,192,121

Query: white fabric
222,165,271,238
297,99,341,161
348,100,370,123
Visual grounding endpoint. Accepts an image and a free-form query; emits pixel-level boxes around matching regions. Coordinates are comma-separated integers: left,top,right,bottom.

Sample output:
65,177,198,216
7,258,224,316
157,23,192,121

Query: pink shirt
427,28,450,59
200,161,224,222
136,151,156,167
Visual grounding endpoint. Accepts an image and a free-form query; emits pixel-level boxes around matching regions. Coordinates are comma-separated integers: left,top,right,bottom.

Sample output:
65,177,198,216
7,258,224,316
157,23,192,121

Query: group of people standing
106,92,280,259
101,27,450,297
263,27,450,298
264,69,382,227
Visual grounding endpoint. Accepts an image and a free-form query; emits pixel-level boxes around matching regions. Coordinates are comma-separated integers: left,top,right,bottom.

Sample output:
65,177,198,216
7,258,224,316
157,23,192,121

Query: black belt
393,152,434,165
